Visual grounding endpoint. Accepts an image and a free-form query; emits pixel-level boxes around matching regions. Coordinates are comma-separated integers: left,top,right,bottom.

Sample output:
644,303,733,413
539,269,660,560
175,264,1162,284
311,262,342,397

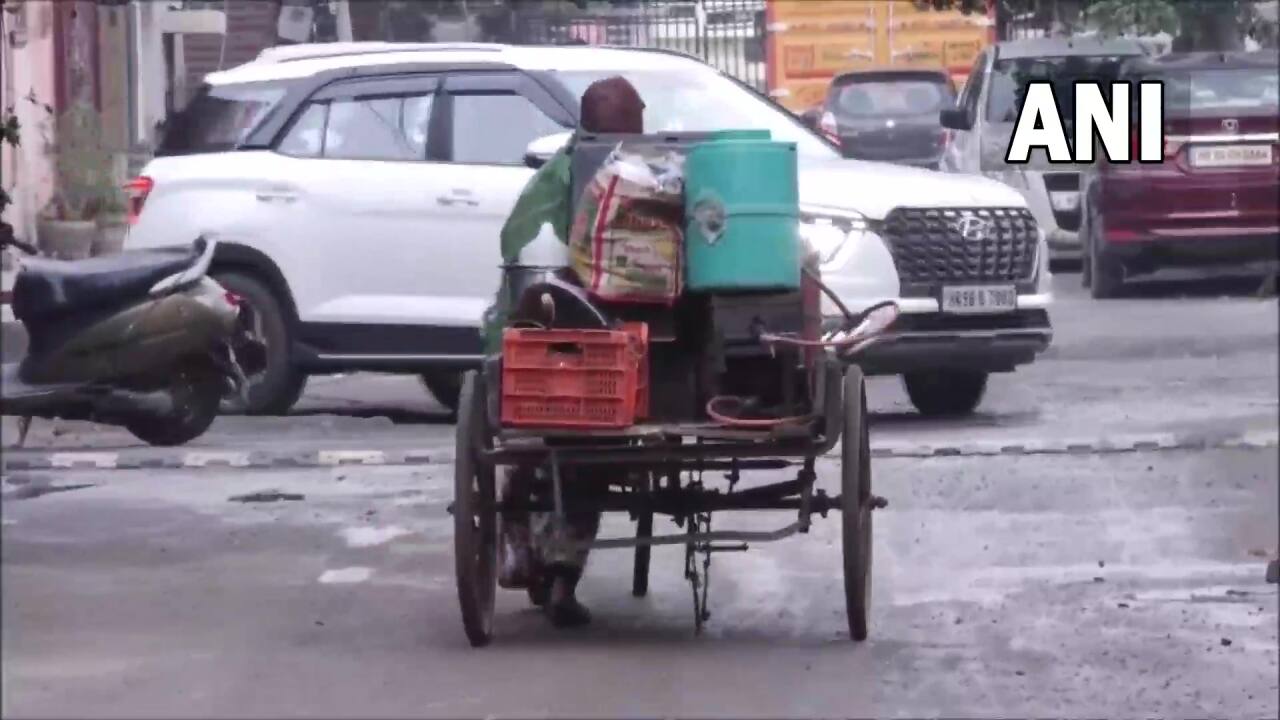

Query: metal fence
509,1,767,90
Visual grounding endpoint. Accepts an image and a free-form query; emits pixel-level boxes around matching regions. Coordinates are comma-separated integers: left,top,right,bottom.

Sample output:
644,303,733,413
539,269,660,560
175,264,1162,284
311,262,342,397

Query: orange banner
767,0,994,112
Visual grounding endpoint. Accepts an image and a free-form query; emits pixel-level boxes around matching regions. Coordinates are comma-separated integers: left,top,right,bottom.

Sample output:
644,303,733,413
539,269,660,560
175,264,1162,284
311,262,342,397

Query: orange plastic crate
501,323,649,429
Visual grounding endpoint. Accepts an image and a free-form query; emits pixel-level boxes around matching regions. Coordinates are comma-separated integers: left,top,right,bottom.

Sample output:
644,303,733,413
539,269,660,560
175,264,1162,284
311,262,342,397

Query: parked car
802,68,956,169
126,42,1052,417
939,37,1147,262
1080,50,1280,297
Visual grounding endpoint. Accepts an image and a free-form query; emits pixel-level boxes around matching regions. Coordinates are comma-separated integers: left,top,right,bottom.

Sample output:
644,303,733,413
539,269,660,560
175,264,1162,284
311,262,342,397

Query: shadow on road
1123,274,1274,300
1057,265,1274,300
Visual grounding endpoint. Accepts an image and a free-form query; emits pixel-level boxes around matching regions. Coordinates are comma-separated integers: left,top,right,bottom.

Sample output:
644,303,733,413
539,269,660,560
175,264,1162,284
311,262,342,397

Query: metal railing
511,0,767,90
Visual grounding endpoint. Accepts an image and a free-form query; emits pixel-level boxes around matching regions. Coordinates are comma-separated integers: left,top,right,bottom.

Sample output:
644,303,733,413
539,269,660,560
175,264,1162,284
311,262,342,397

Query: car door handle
255,187,298,203
436,189,479,208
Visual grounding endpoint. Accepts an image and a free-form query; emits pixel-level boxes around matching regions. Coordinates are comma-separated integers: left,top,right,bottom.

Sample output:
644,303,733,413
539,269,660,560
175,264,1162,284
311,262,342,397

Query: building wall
181,0,281,107
1,0,60,243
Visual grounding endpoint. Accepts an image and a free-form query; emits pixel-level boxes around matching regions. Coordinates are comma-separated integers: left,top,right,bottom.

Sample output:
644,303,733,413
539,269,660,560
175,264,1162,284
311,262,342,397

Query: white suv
127,42,1053,416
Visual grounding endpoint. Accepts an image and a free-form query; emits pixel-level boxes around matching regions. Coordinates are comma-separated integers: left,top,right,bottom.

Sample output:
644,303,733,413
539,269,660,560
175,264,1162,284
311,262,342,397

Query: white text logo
1006,81,1165,164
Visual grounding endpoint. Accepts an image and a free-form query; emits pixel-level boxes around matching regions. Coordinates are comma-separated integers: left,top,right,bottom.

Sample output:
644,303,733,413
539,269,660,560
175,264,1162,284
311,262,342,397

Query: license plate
941,285,1016,314
1189,144,1273,168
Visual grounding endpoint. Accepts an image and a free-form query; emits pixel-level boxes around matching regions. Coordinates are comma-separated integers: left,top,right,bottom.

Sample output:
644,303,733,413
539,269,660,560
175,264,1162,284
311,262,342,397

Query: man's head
579,76,645,134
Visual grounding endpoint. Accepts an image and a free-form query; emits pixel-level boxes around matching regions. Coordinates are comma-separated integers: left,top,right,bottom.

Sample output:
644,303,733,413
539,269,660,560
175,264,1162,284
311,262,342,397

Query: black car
804,68,957,169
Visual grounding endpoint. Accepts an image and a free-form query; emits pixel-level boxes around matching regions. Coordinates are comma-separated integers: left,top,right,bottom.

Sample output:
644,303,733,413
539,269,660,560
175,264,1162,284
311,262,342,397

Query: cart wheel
841,365,872,642
454,370,498,648
632,510,653,597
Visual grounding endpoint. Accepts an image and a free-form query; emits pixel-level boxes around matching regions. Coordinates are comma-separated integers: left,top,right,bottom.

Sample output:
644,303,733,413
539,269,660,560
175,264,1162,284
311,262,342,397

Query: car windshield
986,55,1131,124
831,77,954,120
553,68,838,160
1161,66,1280,115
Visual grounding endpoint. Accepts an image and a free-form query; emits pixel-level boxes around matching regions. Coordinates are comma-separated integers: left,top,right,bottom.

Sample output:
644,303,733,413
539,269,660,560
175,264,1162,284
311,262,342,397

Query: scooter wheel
125,362,224,447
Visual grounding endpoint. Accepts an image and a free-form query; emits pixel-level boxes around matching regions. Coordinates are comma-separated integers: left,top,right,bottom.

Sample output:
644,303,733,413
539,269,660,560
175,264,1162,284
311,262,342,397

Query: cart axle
546,520,807,552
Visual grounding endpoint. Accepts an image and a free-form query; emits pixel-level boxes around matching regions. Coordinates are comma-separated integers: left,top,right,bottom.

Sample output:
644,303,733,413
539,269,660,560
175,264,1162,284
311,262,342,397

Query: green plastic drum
684,137,801,292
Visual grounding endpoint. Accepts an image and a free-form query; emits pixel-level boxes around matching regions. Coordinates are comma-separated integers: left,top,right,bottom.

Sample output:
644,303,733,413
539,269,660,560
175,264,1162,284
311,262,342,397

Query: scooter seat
12,246,199,324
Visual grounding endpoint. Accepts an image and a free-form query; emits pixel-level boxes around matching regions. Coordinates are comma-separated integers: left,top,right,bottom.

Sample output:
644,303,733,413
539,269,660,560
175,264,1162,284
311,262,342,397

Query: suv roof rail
254,42,506,65
550,43,701,62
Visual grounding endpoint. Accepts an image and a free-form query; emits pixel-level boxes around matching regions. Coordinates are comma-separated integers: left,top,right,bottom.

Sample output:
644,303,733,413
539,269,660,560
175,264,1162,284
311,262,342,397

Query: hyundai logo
1223,118,1239,132
952,214,990,242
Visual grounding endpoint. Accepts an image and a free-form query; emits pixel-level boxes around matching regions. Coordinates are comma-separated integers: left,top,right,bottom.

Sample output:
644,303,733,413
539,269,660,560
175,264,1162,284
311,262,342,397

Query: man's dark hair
580,76,645,134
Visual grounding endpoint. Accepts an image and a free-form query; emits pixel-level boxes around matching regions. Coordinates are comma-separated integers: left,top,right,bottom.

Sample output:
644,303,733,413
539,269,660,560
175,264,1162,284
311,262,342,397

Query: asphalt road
2,270,1278,717
2,450,1275,717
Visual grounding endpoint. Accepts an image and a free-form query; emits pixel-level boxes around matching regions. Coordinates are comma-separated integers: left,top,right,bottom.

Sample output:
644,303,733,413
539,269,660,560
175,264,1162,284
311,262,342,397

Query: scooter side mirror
524,131,572,169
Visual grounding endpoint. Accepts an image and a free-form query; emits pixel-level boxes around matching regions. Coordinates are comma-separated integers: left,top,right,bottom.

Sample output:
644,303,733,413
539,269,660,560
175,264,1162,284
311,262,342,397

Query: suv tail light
126,176,154,225
818,110,840,145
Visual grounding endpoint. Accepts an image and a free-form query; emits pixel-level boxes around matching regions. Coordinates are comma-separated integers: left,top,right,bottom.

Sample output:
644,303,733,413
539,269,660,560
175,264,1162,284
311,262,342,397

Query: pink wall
1,1,60,241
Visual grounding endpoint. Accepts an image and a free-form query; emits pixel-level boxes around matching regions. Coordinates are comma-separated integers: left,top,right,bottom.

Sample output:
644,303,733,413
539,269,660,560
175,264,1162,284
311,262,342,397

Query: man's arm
499,149,572,264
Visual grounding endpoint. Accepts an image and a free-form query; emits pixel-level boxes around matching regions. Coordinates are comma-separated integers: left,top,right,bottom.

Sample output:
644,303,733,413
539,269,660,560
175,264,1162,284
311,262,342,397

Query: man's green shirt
484,147,573,353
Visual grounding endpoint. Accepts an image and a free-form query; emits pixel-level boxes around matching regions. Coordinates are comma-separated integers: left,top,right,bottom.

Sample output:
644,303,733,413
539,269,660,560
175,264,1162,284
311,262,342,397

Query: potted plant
36,102,115,260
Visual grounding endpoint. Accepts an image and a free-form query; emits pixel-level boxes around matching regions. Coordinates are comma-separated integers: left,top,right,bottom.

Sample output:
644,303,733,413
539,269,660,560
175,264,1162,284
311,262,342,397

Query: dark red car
1082,51,1279,297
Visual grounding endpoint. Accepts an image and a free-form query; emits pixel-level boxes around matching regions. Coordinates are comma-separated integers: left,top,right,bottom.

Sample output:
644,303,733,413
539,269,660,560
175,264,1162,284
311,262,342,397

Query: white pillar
335,0,354,42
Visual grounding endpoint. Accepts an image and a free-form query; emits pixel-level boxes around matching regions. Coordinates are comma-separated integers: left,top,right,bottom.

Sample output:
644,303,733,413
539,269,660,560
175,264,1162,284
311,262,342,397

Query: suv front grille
880,207,1039,285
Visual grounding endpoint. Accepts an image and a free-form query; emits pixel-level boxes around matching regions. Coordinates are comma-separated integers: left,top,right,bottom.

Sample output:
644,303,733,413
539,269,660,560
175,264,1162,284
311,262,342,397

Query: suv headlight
799,207,871,268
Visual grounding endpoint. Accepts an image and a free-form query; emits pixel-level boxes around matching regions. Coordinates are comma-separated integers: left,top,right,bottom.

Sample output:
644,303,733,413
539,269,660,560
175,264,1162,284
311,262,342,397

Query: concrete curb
3,430,1275,473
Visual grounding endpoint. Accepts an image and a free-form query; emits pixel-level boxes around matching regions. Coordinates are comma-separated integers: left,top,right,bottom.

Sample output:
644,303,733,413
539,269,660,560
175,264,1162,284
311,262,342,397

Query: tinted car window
832,78,954,120
1163,67,1280,115
158,82,287,156
324,94,434,161
450,92,565,165
986,55,1130,124
277,103,328,158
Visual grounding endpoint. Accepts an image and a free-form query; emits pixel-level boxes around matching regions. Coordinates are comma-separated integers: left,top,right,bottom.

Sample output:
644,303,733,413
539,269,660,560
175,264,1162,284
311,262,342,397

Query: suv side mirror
524,131,572,169
939,106,972,131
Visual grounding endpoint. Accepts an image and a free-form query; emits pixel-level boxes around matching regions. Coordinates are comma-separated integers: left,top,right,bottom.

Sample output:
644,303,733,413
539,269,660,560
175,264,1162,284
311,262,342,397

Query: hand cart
452,132,892,646
452,329,889,647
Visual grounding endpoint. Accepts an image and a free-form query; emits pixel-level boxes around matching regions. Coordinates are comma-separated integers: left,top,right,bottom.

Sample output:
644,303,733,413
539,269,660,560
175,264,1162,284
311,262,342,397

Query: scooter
1,231,265,447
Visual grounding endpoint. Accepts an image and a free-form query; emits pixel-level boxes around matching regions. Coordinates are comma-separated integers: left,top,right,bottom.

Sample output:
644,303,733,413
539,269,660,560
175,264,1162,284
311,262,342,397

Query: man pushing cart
455,76,900,646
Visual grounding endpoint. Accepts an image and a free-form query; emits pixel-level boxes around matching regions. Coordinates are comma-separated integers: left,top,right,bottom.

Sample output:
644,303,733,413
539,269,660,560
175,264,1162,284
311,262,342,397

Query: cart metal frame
452,354,882,647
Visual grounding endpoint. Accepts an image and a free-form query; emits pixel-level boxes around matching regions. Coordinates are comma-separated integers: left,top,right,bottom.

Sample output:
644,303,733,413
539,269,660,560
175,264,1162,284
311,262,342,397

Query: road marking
6,429,1276,473
48,452,117,469
317,450,386,466
318,567,373,584
183,452,251,468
